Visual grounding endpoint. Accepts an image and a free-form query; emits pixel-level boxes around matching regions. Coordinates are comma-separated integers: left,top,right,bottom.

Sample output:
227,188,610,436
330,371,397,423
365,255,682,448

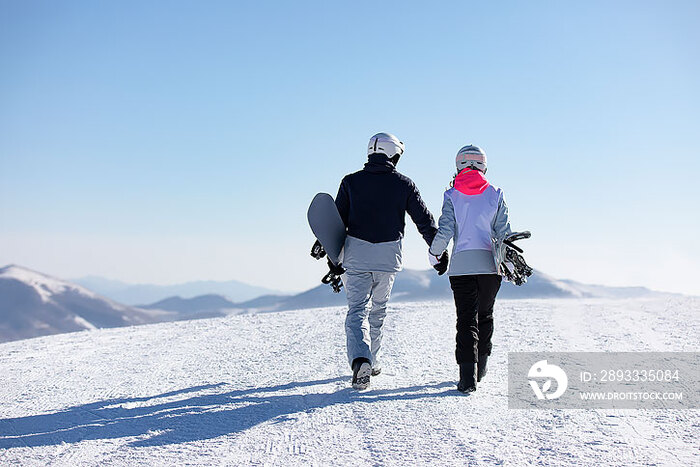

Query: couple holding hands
314,132,512,393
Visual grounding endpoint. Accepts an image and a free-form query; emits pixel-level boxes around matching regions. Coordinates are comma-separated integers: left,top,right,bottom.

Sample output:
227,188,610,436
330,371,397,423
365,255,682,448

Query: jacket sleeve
491,190,512,242
406,180,438,246
429,192,456,255
335,177,350,227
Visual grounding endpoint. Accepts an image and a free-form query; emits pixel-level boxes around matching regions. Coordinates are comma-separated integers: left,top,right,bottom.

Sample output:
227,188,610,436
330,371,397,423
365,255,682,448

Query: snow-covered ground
1,297,698,466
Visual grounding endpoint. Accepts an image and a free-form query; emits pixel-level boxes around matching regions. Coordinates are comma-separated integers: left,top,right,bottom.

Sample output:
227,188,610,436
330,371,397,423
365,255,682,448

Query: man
318,132,444,390
428,145,511,393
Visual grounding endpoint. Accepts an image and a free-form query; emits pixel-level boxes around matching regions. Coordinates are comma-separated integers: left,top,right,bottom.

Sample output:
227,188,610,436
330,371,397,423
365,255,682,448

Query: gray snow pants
343,271,397,368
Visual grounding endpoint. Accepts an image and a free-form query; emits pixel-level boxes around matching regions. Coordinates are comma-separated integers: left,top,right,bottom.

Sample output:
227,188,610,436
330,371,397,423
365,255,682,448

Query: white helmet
455,145,487,173
367,132,405,159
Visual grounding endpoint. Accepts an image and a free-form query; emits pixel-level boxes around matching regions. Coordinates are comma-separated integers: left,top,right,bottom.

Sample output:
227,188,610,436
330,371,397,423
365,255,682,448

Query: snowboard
307,193,346,267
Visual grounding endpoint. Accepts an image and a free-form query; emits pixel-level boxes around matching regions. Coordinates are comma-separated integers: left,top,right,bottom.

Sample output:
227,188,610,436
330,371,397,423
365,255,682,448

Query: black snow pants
448,274,502,364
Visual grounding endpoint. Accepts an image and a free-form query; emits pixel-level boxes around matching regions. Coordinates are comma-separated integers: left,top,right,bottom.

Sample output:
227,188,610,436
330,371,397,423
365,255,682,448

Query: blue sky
1,1,699,295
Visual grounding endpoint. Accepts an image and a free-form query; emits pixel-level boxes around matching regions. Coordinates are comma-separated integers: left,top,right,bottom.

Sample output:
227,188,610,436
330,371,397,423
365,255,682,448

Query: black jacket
335,153,437,245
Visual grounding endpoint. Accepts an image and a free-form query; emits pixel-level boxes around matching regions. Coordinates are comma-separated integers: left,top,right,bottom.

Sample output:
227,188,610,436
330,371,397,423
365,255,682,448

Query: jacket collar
454,169,490,195
364,153,396,173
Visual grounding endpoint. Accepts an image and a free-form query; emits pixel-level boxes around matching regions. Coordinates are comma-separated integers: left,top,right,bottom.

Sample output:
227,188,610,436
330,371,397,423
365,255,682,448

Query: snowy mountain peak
0,264,171,343
0,264,97,303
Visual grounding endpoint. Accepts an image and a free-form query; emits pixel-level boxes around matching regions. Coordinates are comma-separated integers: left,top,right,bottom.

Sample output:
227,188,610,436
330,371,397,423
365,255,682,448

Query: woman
428,145,512,393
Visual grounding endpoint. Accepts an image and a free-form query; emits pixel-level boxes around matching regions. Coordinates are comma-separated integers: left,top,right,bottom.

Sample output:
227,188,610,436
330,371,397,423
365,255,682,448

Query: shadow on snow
0,378,456,448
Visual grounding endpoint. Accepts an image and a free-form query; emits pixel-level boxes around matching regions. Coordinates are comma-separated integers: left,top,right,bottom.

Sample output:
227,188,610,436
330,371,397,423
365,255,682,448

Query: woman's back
429,168,511,276
448,169,501,253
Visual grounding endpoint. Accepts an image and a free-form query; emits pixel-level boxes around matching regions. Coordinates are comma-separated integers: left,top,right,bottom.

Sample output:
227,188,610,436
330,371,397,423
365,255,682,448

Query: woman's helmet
455,145,487,173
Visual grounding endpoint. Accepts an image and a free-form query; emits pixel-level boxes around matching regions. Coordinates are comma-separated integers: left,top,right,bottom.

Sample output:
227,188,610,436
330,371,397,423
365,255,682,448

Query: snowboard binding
311,239,345,293
321,258,345,293
500,231,533,286
310,239,326,260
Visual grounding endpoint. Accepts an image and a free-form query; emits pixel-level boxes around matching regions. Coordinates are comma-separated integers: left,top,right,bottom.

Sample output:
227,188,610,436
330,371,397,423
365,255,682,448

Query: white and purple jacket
429,169,511,276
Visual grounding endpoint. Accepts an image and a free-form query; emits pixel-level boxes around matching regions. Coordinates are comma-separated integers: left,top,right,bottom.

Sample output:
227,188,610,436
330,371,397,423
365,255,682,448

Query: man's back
335,153,436,246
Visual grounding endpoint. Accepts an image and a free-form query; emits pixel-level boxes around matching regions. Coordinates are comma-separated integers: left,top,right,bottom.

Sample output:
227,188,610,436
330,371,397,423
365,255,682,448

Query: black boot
457,363,477,393
477,354,489,382
351,358,372,390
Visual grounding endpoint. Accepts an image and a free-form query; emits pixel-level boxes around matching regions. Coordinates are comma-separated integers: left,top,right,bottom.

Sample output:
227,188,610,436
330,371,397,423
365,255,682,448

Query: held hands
428,250,449,275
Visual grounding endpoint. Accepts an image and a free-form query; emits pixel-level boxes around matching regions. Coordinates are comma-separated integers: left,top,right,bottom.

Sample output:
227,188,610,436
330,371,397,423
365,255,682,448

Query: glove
310,239,326,260
429,250,449,275
321,258,346,293
327,258,346,276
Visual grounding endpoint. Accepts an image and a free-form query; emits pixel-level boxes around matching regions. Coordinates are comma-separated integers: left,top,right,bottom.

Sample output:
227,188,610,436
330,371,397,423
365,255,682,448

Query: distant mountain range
233,269,661,313
72,276,284,305
0,264,669,344
142,268,664,315
140,294,239,318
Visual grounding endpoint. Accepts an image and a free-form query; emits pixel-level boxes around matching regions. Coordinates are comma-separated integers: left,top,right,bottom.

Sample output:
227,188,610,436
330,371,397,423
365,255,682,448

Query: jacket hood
454,169,489,195
364,153,396,173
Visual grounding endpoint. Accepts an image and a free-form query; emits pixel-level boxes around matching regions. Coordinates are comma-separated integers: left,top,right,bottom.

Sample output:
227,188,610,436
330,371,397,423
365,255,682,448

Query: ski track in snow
0,297,698,466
